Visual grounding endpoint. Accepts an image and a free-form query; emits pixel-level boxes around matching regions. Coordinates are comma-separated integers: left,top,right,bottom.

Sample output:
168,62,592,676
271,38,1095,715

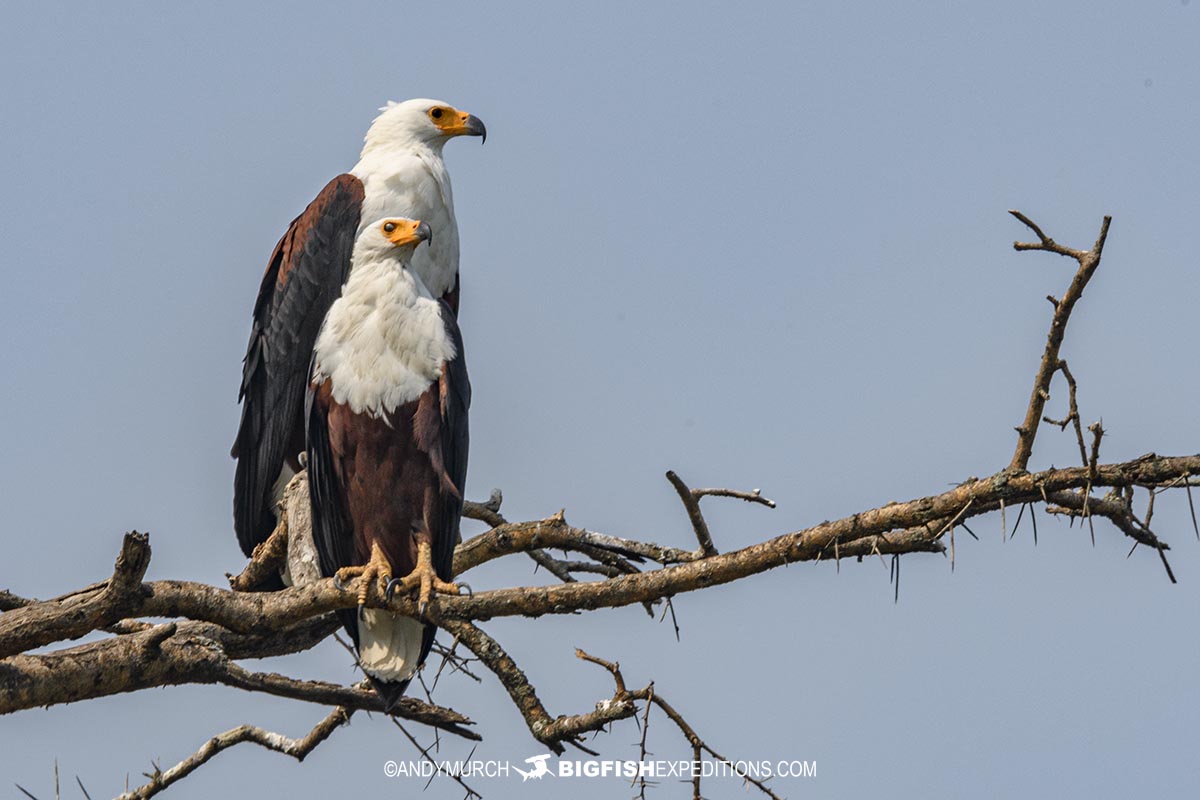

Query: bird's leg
334,541,394,619
385,532,460,618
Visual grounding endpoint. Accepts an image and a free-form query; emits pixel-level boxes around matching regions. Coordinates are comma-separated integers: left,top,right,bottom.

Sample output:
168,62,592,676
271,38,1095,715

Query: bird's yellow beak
382,219,432,247
434,108,487,142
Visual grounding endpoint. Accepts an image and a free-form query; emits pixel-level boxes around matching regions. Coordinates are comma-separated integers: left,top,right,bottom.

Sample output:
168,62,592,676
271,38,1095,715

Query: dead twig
116,707,351,799
666,470,720,557
666,471,776,558
1009,211,1112,471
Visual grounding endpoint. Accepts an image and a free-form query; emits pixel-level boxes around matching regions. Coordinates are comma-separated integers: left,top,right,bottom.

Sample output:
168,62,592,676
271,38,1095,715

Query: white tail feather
357,609,423,683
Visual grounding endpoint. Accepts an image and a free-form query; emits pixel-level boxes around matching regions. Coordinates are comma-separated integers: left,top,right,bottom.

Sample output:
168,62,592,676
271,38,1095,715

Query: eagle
231,99,484,566
306,216,469,706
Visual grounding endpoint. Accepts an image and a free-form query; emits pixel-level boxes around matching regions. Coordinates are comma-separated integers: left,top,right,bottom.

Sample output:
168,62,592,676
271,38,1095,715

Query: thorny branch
3,211,1198,797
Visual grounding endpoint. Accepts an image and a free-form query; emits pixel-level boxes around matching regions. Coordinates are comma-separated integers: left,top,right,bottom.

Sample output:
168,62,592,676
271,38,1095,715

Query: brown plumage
309,379,457,583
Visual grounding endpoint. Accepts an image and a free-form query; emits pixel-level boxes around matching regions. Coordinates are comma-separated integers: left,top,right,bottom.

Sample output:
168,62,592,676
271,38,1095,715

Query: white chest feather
312,260,456,417
352,150,460,299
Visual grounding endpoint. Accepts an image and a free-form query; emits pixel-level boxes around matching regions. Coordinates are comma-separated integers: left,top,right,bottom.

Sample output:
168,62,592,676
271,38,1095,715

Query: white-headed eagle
306,217,469,706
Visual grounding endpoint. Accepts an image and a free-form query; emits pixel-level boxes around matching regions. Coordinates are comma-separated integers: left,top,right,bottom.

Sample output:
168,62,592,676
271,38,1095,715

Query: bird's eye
430,107,444,119
383,222,397,233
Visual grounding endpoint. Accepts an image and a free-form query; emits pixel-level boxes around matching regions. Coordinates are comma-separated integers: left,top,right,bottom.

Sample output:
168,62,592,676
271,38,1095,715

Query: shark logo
513,753,554,781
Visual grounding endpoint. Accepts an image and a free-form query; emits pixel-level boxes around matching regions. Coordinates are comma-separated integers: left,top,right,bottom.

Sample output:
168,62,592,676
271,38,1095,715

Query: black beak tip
416,221,433,245
466,114,487,144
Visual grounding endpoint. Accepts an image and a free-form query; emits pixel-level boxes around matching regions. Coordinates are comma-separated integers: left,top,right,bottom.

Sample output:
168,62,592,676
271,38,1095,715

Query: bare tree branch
0,614,478,738
117,707,352,799
0,532,151,659
692,486,776,509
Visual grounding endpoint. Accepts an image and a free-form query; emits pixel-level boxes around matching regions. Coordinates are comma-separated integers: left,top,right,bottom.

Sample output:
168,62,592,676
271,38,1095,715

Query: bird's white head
362,98,486,156
356,217,433,263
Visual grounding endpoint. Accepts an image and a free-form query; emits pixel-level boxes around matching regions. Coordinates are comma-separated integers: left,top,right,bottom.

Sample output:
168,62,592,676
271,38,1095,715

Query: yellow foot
334,542,394,618
386,537,462,618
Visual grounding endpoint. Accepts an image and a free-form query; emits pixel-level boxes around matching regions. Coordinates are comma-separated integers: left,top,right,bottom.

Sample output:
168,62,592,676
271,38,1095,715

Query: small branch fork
1041,359,1088,467
666,469,775,558
3,211,1197,795
1009,210,1111,472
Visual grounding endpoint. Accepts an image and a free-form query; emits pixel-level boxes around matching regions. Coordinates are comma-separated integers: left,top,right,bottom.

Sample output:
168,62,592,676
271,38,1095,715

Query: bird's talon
384,578,402,601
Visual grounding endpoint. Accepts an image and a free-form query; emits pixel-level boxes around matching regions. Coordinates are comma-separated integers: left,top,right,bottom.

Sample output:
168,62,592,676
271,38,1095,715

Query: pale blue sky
2,2,1199,797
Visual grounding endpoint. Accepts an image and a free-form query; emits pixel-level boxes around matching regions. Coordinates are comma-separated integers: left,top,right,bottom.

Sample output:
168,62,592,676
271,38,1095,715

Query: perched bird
232,99,485,564
306,217,469,707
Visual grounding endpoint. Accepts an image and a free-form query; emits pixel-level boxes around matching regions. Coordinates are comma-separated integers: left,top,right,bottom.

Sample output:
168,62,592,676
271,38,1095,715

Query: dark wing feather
434,300,471,582
408,307,472,681
441,279,461,316
305,380,358,580
305,379,362,648
411,302,470,677
231,174,364,557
